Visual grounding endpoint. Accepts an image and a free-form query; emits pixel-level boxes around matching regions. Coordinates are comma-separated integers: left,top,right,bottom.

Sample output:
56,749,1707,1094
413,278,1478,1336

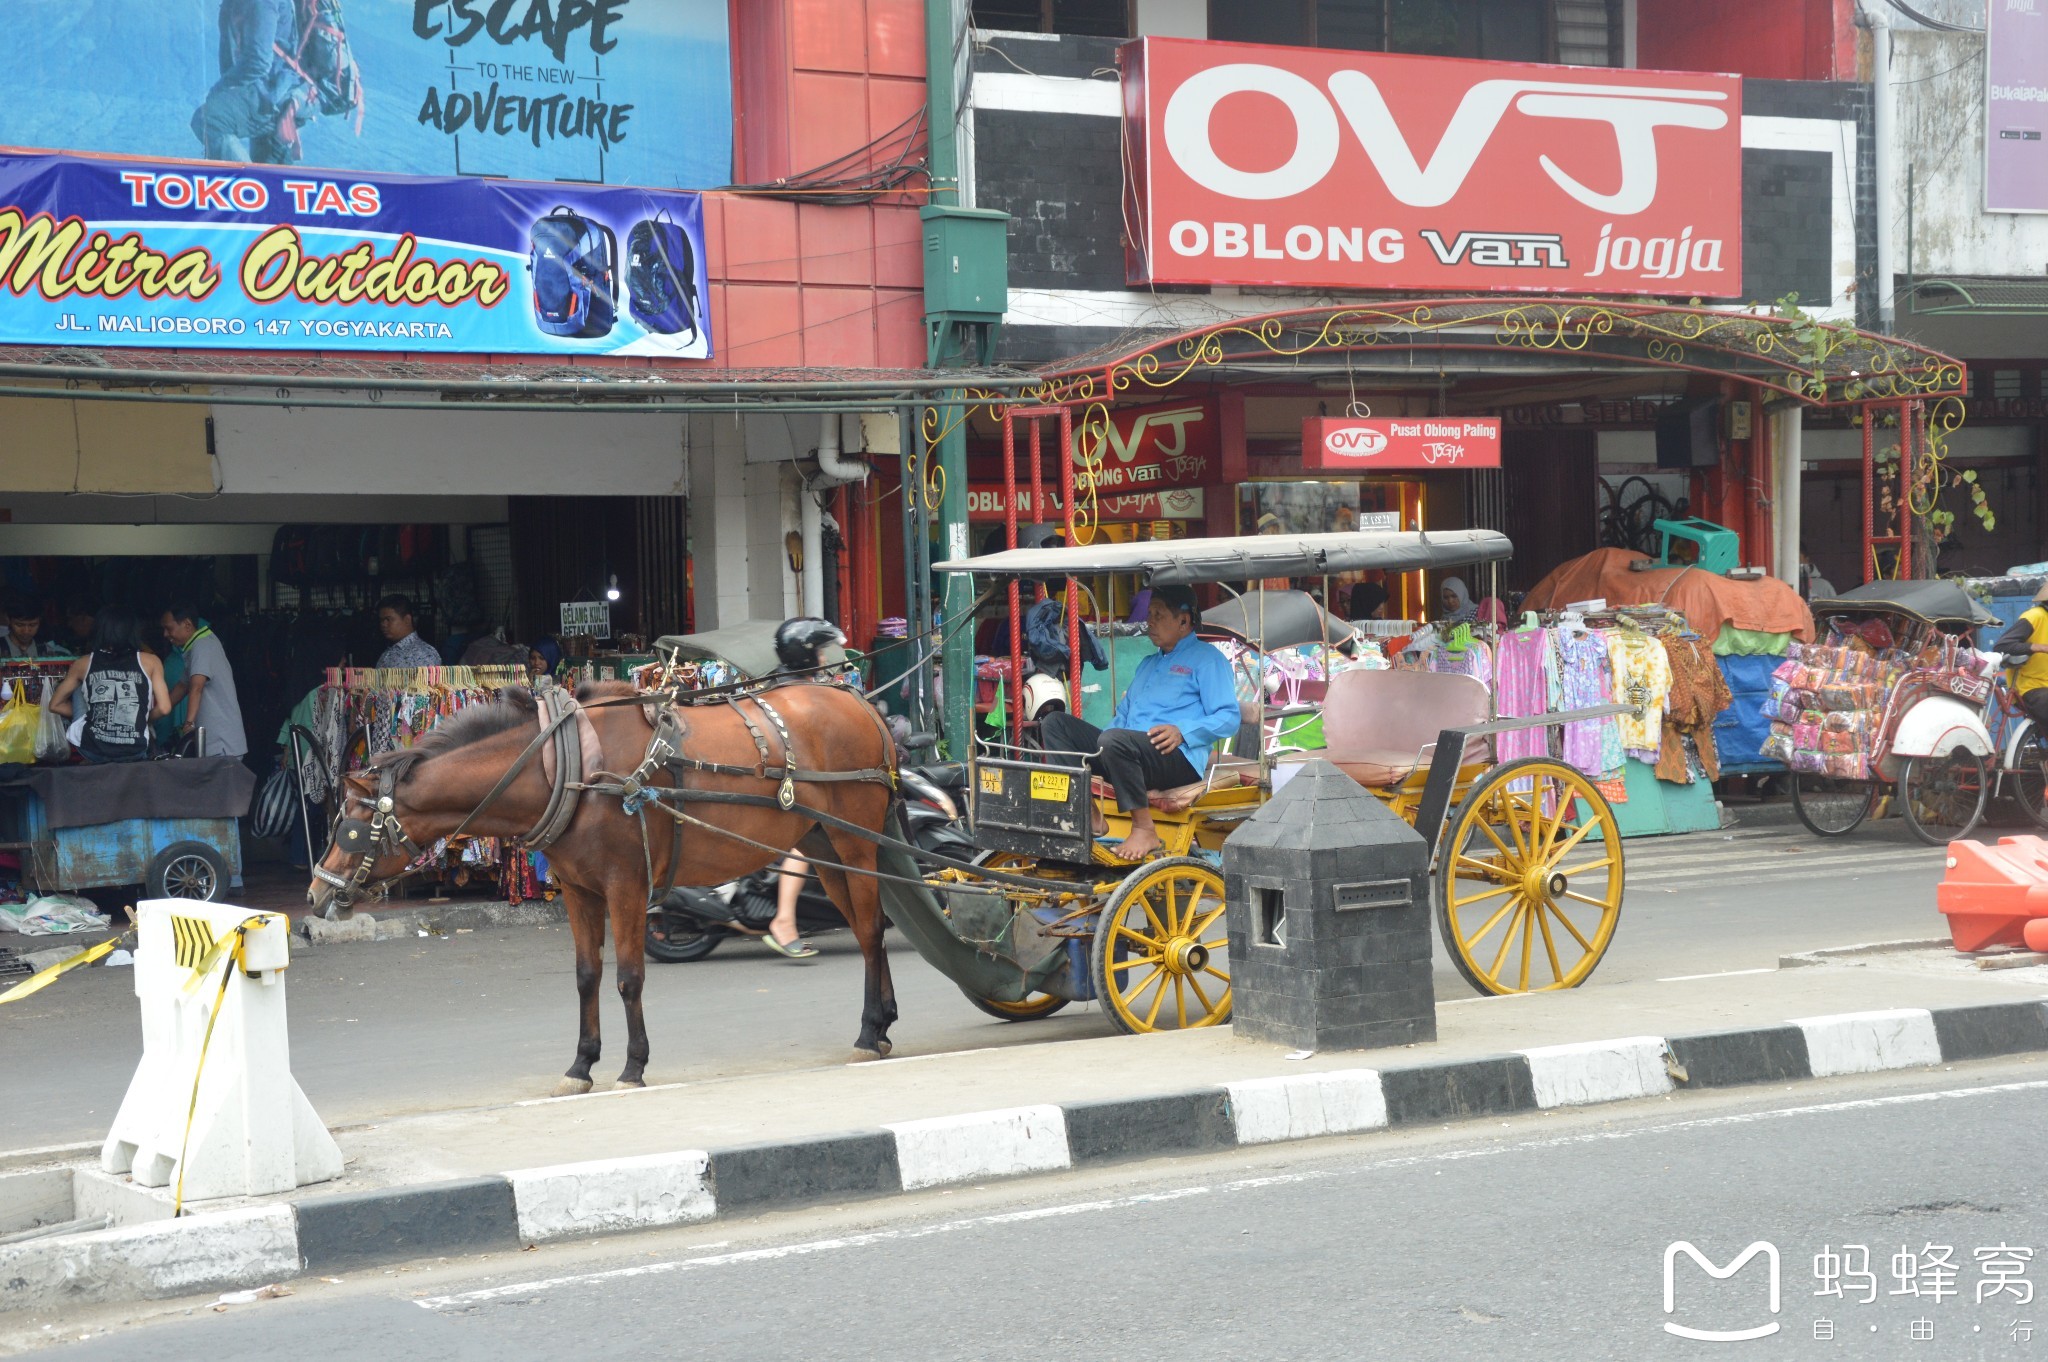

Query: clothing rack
327,664,528,692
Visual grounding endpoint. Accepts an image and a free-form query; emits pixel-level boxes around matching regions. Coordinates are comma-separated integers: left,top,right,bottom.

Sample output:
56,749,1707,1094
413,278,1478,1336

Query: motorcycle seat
907,762,968,790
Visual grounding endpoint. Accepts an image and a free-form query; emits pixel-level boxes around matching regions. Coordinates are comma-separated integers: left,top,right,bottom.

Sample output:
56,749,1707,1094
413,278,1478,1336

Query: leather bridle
310,683,591,912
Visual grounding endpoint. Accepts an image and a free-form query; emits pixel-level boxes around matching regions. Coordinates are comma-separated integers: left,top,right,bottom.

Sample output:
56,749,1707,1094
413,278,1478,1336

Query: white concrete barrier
100,901,342,1204
1227,1070,1390,1144
885,1106,1070,1190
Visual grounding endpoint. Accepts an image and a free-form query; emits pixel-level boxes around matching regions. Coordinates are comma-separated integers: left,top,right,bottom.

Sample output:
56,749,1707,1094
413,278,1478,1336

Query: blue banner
0,0,731,190
0,152,713,356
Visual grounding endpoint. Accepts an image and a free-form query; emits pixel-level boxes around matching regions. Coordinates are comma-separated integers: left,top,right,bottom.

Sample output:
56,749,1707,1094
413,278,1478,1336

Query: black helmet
773,617,847,674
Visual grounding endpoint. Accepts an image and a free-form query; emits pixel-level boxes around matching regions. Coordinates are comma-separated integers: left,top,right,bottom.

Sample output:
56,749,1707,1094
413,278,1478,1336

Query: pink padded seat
1319,668,1490,787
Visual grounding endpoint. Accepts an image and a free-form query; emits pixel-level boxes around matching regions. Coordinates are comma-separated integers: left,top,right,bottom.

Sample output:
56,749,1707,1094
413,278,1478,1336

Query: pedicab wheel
1899,750,1989,847
1790,771,1876,837
146,840,227,902
1432,758,1623,997
2009,723,2048,830
1089,856,1230,1034
958,849,1068,1021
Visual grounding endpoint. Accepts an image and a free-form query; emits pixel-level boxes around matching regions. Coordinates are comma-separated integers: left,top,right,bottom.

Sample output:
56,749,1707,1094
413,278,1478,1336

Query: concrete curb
7,999,2046,1313
296,898,566,944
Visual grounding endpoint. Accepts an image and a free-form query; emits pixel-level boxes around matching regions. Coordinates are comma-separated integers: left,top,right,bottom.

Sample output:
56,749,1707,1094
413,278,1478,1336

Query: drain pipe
1863,0,1897,331
802,415,869,617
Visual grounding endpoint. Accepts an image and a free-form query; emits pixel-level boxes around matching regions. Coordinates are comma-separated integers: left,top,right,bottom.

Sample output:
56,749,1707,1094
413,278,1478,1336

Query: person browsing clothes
2,596,65,658
1037,584,1239,861
376,595,443,669
49,608,172,763
162,605,248,757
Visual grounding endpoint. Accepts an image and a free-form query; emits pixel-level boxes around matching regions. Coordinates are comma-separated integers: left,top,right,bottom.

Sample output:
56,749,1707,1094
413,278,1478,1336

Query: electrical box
921,205,1010,321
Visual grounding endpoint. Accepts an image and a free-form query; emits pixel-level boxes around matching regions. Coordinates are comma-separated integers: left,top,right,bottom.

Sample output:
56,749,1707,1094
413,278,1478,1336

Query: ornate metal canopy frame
1022,299,1968,410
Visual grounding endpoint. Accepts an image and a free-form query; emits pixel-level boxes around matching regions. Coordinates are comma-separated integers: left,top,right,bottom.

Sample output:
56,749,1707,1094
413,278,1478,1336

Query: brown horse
306,681,900,1094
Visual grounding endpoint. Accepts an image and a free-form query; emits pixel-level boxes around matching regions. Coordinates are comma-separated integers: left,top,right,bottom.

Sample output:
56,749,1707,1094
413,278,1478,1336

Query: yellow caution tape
0,935,125,1005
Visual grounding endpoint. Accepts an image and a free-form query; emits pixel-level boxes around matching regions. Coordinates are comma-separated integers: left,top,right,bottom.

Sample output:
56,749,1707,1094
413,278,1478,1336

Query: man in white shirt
375,595,443,669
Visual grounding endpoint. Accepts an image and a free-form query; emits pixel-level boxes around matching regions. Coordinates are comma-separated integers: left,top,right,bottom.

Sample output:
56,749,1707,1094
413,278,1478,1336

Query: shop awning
1026,299,1968,409
0,346,1037,414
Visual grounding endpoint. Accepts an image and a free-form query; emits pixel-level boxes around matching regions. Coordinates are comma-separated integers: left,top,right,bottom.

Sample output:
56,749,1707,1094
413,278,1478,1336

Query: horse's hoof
613,1078,646,1091
552,1076,594,1097
850,1047,884,1063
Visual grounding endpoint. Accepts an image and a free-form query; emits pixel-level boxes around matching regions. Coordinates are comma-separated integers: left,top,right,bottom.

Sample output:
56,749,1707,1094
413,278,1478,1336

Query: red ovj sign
1119,37,1742,296
1303,417,1502,470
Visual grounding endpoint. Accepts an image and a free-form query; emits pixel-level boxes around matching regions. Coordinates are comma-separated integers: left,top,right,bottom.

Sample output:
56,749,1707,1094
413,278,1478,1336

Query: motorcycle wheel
645,912,725,963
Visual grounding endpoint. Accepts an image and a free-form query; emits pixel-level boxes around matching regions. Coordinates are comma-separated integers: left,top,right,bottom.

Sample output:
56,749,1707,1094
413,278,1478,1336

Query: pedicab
1785,579,2040,846
924,528,1637,1030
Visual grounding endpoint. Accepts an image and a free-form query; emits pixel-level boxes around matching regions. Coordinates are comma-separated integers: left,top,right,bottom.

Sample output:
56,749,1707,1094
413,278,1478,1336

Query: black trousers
2024,688,2048,750
1037,711,1200,813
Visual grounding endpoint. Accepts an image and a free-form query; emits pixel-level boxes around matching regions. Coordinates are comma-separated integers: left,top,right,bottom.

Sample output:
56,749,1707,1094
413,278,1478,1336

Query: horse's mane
369,681,638,783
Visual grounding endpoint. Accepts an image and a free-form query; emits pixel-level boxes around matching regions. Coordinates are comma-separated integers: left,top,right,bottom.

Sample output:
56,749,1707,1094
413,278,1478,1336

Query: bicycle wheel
1790,771,1875,836
2012,725,2048,830
1899,750,1989,846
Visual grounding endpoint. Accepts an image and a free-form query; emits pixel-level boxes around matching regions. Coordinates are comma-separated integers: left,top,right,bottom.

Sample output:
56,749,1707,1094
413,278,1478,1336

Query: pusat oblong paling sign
1120,38,1742,297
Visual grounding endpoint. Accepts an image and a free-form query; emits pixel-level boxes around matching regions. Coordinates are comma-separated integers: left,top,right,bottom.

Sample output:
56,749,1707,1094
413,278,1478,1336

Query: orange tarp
1523,548,1815,643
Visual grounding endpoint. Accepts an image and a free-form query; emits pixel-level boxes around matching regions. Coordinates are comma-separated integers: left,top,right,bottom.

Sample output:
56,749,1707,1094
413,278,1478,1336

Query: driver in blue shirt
1037,584,1241,860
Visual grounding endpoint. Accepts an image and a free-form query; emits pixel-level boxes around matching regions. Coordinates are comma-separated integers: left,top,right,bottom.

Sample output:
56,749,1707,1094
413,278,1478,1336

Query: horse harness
313,682,600,908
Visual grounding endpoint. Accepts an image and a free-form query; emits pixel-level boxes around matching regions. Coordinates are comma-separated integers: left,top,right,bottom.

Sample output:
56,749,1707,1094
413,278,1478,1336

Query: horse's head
307,765,426,920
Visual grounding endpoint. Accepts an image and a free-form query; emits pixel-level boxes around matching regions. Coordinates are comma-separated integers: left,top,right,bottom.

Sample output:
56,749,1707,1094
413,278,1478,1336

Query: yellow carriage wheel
956,850,1070,1021
1089,857,1231,1034
1432,758,1624,996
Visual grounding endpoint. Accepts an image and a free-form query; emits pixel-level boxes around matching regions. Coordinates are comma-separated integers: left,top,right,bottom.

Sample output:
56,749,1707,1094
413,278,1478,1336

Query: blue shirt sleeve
1110,655,1144,730
1181,645,1243,747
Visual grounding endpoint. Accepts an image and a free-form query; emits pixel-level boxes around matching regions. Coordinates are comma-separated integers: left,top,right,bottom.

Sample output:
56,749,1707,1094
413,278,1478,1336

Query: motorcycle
645,762,974,963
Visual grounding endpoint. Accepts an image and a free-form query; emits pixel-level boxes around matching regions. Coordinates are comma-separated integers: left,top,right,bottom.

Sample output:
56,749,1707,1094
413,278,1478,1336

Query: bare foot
1116,833,1163,861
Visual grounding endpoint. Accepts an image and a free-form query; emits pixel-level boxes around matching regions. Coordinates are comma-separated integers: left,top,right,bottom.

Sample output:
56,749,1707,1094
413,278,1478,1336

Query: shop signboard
0,151,712,357
1120,37,1742,296
0,0,730,190
1987,0,2048,213
966,485,1206,522
1302,417,1502,471
1074,398,1219,494
560,601,611,637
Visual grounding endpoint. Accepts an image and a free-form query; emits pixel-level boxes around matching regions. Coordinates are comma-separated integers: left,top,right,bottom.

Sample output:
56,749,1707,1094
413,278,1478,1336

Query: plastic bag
33,679,67,763
0,895,109,936
0,687,41,765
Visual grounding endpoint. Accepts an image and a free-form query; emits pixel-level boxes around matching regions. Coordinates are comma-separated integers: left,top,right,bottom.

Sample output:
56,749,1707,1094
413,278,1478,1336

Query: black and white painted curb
8,1000,2047,1312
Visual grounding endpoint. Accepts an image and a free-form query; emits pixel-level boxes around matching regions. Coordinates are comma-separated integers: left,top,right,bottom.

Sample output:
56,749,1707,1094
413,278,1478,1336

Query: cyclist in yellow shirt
1994,582,2048,763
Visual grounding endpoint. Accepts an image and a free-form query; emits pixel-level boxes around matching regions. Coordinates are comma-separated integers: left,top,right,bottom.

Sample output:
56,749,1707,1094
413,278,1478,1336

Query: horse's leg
555,882,606,1097
800,822,898,1061
608,878,652,1089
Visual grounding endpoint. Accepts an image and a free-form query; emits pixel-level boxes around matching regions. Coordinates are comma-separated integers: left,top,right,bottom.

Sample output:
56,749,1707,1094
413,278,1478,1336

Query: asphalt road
3,811,1961,1150
24,1057,2048,1361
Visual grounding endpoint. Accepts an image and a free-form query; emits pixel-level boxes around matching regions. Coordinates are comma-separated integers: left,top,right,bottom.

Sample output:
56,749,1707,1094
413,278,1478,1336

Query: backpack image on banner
627,212,702,342
530,207,619,339
270,0,367,164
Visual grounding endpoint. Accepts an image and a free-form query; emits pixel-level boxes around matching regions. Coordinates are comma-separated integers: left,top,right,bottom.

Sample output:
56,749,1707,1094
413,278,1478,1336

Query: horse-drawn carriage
916,528,1634,1032
310,528,1634,1093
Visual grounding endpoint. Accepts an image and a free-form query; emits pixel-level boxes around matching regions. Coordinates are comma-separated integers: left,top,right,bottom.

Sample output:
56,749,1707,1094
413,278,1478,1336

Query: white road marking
1655,968,1777,982
417,1076,2048,1313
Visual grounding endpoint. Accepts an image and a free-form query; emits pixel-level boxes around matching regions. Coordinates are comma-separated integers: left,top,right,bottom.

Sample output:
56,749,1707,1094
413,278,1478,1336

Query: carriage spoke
1113,923,1162,952
1549,898,1600,951
1138,894,1169,940
1518,896,1536,991
1202,965,1231,984
1449,882,1516,911
1110,952,1163,974
1188,900,1227,938
1162,880,1183,934
1454,852,1512,879
1552,856,1615,880
1199,936,1227,951
1543,816,1602,866
1460,894,1524,952
1174,975,1188,1028
1127,965,1164,1006
1500,792,1531,861
1488,903,1526,980
1186,973,1215,1014
1474,816,1517,862
1534,897,1565,983
1143,973,1171,1028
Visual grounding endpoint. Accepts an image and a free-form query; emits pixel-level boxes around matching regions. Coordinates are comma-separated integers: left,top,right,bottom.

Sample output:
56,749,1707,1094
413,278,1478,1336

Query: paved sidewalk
311,950,2048,1191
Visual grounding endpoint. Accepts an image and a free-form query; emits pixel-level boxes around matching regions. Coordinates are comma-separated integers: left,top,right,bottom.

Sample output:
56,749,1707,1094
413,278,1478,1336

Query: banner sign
966,485,1205,522
1074,399,1219,494
0,0,730,190
0,152,712,356
1120,37,1742,296
1303,417,1502,471
1987,0,2048,213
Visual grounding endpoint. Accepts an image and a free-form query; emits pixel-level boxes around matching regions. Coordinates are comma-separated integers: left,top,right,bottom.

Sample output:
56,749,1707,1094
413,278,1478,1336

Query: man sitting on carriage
1037,583,1241,860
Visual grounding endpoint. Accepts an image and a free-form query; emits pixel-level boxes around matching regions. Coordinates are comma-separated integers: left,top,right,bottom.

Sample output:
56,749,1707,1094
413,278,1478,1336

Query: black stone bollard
1224,758,1436,1050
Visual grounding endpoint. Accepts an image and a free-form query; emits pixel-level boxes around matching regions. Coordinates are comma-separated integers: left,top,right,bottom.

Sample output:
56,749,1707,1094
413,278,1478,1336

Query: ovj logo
1323,427,1388,458
1663,1241,1781,1342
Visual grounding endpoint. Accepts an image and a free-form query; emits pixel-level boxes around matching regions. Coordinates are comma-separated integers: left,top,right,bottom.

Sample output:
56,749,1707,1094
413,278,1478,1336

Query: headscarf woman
1438,577,1477,625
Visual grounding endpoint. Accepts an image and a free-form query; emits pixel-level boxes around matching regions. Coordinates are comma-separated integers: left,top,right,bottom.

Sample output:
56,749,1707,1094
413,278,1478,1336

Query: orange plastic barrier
2024,918,2048,953
1935,836,2048,952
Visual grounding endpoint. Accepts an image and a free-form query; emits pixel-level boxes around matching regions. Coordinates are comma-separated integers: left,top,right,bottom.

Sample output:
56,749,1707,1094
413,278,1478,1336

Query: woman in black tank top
49,608,171,763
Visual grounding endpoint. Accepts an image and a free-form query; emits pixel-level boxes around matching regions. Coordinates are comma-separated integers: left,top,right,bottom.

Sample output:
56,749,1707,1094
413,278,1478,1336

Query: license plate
1030,771,1071,802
